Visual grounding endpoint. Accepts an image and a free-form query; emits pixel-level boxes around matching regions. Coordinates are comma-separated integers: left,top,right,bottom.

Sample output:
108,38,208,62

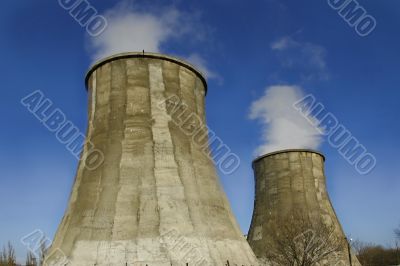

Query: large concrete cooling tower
45,52,258,266
247,149,360,265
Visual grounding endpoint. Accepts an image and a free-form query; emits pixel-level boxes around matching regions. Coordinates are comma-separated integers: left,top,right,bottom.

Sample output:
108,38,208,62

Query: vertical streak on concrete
191,77,219,263
81,63,112,255
113,59,139,262
127,59,164,264
108,60,128,262
148,62,194,236
148,62,201,264
176,66,213,261
87,62,117,262
175,66,196,224
89,65,112,263
175,66,201,232
161,61,216,264
91,61,122,244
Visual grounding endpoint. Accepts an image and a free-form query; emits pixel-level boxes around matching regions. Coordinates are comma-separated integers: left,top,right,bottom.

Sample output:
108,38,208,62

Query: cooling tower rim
252,149,325,167
85,52,208,95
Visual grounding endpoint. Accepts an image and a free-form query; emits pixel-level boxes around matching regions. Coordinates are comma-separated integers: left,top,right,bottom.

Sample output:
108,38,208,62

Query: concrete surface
45,53,259,266
247,149,361,266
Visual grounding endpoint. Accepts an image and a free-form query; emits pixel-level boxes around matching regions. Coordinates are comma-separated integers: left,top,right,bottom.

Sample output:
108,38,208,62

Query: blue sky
1,0,399,261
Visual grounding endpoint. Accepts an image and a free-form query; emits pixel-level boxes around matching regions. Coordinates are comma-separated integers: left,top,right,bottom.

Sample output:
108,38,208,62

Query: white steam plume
87,1,217,80
186,53,219,80
249,85,323,156
88,2,181,62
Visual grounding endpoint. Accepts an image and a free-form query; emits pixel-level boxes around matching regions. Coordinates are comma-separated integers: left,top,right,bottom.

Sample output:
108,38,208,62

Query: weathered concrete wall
247,149,361,266
45,53,259,266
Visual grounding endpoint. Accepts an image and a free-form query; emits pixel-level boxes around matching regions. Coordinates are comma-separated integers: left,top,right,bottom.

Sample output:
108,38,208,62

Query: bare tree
395,240,400,266
395,224,400,240
350,239,366,256
395,224,400,265
0,242,17,266
25,251,37,266
264,213,345,266
0,246,6,266
7,242,16,266
356,243,400,266
39,235,52,266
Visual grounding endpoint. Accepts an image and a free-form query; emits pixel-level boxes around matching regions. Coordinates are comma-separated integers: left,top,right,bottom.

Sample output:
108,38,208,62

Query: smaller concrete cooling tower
247,149,361,265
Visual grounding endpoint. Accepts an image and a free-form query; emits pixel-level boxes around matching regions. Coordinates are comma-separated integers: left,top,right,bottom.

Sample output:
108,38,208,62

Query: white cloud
270,36,328,80
249,85,323,156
